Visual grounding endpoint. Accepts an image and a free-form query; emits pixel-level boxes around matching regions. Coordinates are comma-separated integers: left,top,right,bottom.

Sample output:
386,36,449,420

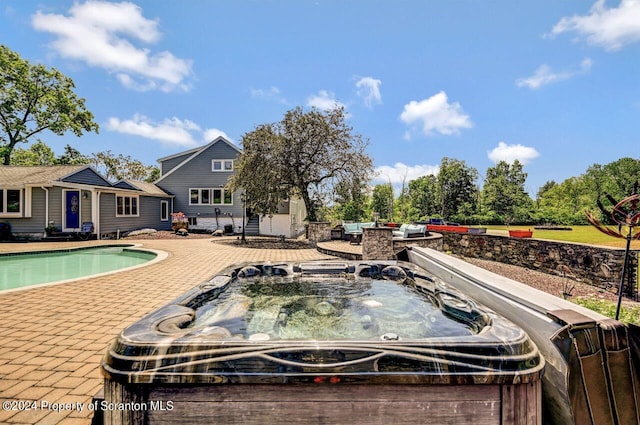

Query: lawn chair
77,222,94,240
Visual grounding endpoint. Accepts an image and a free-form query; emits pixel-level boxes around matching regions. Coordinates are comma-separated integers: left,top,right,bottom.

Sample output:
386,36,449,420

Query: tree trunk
301,191,317,222
3,139,17,165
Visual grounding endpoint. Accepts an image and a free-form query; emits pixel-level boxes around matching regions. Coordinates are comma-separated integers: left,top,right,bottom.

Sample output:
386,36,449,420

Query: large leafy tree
407,174,439,220
536,176,590,224
332,177,370,222
438,157,478,219
10,140,56,165
371,183,394,221
585,157,640,203
0,45,98,165
230,106,374,222
57,144,90,165
532,158,640,225
481,160,532,224
90,150,158,182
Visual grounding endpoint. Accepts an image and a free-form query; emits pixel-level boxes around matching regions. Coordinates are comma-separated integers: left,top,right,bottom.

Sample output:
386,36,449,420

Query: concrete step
245,217,259,235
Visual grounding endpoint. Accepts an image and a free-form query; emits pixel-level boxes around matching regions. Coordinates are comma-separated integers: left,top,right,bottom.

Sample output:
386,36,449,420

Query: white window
0,189,21,216
189,188,233,205
190,188,211,205
116,195,139,217
160,200,169,221
212,159,234,172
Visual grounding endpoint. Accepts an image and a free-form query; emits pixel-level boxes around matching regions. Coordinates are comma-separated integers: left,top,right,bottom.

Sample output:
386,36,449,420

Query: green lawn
574,297,640,326
481,225,640,249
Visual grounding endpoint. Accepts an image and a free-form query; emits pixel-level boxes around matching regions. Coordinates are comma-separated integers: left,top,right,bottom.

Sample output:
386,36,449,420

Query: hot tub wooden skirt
102,380,542,425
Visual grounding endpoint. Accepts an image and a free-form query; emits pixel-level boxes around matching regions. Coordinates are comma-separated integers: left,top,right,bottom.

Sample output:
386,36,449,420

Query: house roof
0,165,89,186
0,166,170,198
120,180,172,197
155,146,202,163
155,136,241,184
156,137,241,163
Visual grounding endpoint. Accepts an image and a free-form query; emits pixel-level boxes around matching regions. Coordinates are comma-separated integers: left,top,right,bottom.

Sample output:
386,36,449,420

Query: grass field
482,225,640,249
573,297,640,326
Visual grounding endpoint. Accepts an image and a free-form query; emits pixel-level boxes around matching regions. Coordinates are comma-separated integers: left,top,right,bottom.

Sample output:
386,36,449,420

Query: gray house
155,136,307,237
0,165,172,240
155,137,247,233
0,136,306,240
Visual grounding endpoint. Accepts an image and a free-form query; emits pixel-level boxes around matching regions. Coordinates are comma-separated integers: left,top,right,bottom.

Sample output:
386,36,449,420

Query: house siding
161,152,194,176
2,187,46,233
156,141,243,219
2,187,94,235
49,187,63,228
62,168,111,187
81,191,92,224
99,193,172,235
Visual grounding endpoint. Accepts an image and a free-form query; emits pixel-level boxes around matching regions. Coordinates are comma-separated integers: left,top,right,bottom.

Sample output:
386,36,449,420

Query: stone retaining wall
361,228,444,261
307,222,332,246
362,227,394,260
393,235,443,254
441,232,638,296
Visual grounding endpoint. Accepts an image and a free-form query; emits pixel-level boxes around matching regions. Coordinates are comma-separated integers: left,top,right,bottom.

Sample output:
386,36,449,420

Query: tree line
9,140,159,182
331,156,640,226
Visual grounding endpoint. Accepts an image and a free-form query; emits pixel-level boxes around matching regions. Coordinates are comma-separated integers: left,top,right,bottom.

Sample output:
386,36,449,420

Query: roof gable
155,136,241,184
61,166,112,187
113,181,138,190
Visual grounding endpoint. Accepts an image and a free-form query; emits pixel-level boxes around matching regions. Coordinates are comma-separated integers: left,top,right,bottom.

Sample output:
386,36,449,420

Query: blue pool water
0,245,157,292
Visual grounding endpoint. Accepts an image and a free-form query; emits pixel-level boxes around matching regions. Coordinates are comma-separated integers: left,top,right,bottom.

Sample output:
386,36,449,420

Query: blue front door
65,190,80,230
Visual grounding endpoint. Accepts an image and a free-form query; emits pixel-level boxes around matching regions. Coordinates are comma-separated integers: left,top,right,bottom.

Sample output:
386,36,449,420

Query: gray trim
156,146,201,163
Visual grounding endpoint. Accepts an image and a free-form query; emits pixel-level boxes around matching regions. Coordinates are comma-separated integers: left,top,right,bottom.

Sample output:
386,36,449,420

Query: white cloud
516,65,567,89
250,86,287,103
399,91,472,138
202,128,231,143
31,0,192,92
487,142,540,165
374,162,440,186
551,0,640,51
516,58,593,89
580,57,595,71
306,90,346,111
106,114,231,147
355,76,382,108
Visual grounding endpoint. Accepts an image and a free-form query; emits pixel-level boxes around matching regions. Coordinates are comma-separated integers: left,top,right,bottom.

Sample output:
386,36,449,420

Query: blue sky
2,0,640,196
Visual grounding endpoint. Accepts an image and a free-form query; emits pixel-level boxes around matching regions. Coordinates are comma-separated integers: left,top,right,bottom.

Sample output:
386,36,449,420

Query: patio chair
77,222,94,240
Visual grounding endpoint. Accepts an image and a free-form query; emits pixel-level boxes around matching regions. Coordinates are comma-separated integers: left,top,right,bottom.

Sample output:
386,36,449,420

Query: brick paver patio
0,238,334,424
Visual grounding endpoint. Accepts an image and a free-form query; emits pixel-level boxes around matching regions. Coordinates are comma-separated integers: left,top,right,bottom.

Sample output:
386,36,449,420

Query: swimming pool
0,245,160,292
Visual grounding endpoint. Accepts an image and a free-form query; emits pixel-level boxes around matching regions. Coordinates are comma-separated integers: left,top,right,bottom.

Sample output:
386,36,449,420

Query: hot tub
101,261,543,425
